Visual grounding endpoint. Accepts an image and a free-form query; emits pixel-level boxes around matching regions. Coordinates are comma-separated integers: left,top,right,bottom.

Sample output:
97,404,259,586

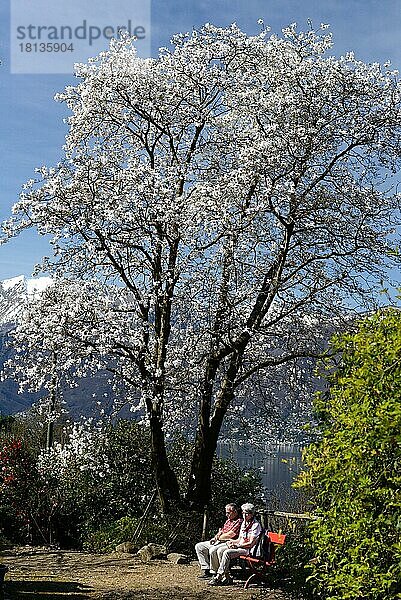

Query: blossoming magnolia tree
3,23,401,511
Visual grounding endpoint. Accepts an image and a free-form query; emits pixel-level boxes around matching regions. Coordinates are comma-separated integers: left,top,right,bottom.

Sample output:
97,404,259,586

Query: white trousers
194,540,228,572
216,547,250,576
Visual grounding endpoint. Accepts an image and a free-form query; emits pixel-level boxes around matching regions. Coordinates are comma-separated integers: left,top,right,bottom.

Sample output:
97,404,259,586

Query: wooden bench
239,531,286,589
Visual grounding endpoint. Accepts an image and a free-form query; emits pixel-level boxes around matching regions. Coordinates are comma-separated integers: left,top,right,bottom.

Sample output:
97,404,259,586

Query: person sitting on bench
208,502,262,586
195,503,242,578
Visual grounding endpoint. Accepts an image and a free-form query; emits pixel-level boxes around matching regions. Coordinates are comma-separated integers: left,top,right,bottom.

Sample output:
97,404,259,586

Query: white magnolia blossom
38,418,110,479
2,23,401,507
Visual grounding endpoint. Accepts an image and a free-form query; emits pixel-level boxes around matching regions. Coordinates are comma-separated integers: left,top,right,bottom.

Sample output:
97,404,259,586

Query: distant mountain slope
0,322,42,414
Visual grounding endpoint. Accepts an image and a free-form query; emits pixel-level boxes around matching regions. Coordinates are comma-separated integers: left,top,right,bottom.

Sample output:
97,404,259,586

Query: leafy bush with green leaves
207,458,264,531
70,419,154,531
297,309,401,600
83,516,139,553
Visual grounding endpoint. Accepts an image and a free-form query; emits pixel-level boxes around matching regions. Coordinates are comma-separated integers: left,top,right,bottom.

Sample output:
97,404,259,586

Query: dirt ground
0,546,295,600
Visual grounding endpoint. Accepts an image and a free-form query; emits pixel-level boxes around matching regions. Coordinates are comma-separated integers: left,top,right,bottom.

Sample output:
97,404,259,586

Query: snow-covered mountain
0,275,52,326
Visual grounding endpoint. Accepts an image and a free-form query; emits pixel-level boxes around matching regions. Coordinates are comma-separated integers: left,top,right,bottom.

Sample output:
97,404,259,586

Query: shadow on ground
85,591,266,600
0,580,92,599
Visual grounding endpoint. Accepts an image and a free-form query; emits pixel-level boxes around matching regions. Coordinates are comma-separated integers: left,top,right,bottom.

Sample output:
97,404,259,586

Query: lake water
217,442,304,510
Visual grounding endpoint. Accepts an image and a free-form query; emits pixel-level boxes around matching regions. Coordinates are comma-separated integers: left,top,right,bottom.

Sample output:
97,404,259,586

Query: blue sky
1,0,401,282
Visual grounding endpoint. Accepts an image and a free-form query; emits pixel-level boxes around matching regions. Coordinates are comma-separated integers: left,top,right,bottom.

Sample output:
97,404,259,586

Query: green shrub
83,516,139,553
168,433,264,536
297,309,401,600
207,458,264,533
0,418,155,548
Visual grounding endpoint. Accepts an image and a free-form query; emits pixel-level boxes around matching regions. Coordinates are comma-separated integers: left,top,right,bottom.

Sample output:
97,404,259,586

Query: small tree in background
297,308,401,600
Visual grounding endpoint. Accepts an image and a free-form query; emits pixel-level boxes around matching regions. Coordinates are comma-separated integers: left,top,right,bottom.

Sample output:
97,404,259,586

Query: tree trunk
186,348,267,508
186,428,218,510
186,368,237,510
149,412,182,513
